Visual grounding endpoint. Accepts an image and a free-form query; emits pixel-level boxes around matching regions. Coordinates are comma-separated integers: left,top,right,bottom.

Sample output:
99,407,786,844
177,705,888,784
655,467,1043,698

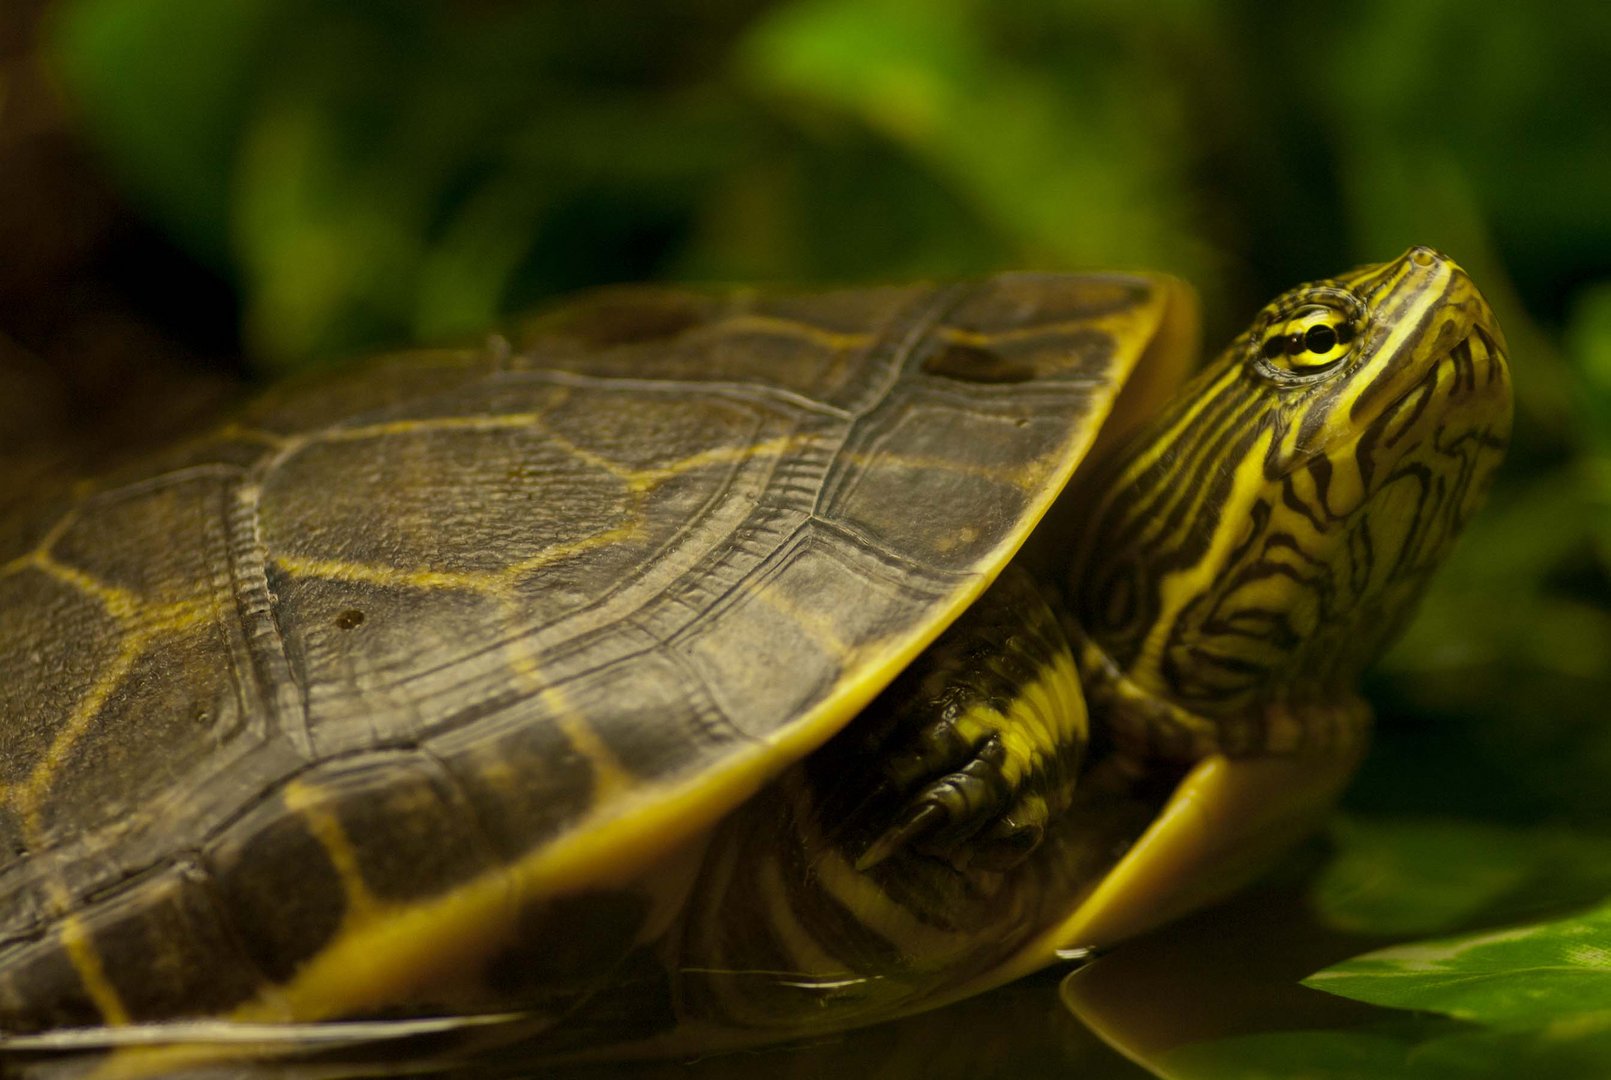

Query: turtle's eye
1255,303,1358,376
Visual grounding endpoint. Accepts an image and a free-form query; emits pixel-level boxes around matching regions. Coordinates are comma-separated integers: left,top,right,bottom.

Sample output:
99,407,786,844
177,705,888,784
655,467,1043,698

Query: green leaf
1305,900,1611,1026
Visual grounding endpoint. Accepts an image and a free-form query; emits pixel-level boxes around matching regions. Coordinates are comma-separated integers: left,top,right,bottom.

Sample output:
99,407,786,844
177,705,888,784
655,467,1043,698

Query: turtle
0,247,1511,1072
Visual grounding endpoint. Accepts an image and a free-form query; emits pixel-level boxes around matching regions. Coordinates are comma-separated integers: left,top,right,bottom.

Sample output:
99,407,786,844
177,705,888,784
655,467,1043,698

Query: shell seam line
809,283,970,521
228,465,312,758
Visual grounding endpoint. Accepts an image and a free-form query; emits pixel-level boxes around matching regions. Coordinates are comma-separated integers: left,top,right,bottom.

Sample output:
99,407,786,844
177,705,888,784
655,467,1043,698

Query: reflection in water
8,851,1408,1080
6,970,1144,1080
538,974,1149,1080
1061,855,1396,1078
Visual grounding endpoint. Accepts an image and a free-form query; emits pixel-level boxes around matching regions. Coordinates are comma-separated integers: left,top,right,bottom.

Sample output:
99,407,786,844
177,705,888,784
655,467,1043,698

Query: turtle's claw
857,733,1049,871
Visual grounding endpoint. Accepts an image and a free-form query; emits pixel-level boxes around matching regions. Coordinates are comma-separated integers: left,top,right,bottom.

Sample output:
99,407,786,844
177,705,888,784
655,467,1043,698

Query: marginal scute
87,862,261,1022
673,527,953,741
536,649,741,788
428,700,599,862
0,930,101,1033
208,790,351,985
822,400,1070,569
298,751,503,905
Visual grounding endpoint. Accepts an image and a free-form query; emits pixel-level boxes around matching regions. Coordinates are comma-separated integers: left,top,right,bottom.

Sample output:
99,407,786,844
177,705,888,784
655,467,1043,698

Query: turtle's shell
0,274,1192,1034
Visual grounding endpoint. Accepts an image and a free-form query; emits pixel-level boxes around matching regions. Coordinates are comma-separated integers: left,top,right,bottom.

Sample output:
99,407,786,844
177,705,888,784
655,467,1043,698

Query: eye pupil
1305,324,1337,353
1256,313,1358,370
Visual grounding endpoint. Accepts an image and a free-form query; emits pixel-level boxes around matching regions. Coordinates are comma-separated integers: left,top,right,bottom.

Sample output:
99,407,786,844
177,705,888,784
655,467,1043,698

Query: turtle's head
1071,247,1511,753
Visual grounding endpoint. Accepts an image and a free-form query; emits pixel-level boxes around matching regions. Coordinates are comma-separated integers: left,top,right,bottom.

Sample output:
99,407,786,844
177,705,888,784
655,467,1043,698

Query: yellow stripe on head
1069,248,1511,754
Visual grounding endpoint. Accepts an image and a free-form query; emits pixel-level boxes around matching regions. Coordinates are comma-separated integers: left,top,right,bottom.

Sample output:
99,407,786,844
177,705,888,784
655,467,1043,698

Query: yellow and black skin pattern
1070,247,1511,761
0,249,1508,1069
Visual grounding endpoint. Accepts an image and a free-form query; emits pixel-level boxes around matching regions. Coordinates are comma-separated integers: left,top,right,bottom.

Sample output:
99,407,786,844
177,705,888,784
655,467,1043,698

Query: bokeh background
2,1,1609,1076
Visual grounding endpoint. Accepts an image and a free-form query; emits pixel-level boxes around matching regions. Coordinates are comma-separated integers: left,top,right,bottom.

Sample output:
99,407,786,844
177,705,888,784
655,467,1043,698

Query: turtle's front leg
676,567,1103,1033
826,566,1089,873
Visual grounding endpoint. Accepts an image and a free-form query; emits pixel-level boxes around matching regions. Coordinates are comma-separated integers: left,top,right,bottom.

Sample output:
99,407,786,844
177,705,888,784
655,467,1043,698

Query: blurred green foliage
35,0,1611,1073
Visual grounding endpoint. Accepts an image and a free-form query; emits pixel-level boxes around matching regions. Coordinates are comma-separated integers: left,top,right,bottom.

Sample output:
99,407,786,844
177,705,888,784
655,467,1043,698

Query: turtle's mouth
1347,317,1510,529
1339,295,1512,489
1437,322,1507,394
1399,321,1511,442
